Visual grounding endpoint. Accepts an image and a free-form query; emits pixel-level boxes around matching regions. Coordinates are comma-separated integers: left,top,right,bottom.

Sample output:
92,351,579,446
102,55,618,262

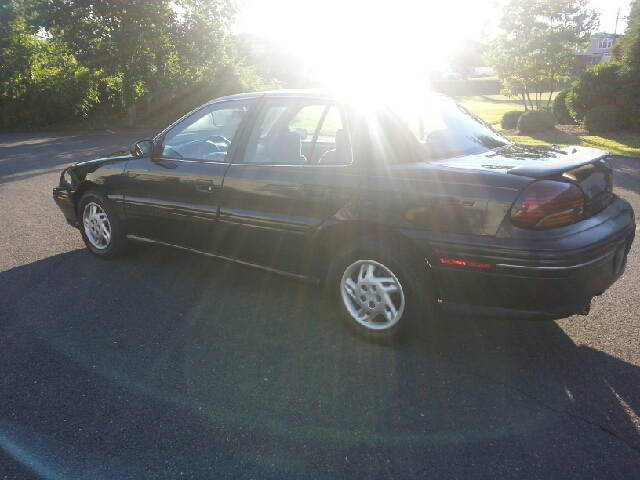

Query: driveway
1,132,639,479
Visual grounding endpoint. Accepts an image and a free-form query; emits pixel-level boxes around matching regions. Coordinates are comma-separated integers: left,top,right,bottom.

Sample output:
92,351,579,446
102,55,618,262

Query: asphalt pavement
1,131,639,479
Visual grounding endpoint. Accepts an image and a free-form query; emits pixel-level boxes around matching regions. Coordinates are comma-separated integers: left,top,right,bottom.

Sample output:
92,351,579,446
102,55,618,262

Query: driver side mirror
130,139,154,158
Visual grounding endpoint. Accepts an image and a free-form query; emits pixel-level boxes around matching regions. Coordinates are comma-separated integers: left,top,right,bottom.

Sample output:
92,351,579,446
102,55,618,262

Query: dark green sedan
53,90,636,339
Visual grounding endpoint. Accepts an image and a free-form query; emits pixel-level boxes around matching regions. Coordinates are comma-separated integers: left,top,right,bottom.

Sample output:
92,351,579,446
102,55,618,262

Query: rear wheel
327,237,437,339
78,190,126,259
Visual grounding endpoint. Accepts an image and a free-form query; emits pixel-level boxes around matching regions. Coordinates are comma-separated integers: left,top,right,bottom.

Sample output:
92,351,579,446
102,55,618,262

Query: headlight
62,169,73,186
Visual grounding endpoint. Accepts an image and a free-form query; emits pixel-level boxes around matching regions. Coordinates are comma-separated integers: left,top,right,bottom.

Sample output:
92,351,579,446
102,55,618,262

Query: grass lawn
455,94,640,158
506,133,640,158
456,94,524,128
455,94,557,129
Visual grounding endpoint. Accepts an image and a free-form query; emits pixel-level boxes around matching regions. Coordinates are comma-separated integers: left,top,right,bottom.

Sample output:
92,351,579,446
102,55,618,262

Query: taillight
510,180,585,229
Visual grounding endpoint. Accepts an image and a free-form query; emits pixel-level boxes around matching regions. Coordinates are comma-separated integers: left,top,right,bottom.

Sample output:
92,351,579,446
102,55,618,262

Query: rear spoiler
507,147,610,179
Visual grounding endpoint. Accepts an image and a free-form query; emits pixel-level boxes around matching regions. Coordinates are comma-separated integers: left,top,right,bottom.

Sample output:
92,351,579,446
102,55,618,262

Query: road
1,132,639,479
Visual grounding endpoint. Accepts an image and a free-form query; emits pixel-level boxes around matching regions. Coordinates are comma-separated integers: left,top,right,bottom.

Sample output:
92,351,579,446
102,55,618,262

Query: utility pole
613,4,621,44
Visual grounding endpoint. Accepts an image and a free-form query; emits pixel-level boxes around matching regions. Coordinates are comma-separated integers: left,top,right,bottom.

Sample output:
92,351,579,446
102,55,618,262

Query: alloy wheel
340,259,405,330
82,202,111,250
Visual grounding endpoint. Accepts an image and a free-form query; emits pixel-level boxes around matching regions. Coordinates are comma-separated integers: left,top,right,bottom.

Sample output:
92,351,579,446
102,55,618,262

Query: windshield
387,94,511,160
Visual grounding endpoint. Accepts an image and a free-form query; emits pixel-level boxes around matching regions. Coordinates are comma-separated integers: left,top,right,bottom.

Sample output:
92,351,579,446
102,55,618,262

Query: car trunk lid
504,145,613,217
432,144,614,217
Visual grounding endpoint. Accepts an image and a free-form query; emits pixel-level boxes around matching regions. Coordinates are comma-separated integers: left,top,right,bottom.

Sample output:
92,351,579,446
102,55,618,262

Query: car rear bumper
53,187,78,227
409,196,636,320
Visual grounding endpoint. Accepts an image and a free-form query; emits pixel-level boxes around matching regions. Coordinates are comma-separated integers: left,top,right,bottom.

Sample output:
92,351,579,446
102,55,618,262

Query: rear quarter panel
339,163,528,237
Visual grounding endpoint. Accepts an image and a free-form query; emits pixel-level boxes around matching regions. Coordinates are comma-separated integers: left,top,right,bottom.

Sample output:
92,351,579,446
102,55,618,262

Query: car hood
430,144,609,178
73,149,133,167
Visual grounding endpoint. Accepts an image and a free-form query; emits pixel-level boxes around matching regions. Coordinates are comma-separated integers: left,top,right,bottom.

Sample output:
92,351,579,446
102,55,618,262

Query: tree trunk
128,103,136,127
525,87,533,110
122,64,136,126
546,86,555,111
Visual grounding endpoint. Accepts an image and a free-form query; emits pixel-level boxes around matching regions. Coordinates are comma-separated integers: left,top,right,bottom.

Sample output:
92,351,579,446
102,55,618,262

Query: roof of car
211,89,450,110
212,89,342,103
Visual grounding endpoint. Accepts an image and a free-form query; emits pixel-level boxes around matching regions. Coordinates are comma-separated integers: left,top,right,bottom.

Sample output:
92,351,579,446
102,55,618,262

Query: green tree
40,0,244,125
565,61,625,121
41,0,177,124
486,0,598,111
610,0,640,129
0,0,96,129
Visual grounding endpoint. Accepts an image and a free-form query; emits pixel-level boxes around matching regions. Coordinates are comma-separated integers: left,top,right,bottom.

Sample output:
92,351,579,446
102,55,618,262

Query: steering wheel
196,140,218,158
206,135,231,146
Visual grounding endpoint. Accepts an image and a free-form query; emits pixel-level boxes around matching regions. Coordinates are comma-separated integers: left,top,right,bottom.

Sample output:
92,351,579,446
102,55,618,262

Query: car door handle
196,179,214,193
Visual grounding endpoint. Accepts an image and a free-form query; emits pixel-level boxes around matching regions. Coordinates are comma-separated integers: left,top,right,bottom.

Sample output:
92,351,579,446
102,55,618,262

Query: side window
161,99,254,162
241,99,351,166
367,112,423,166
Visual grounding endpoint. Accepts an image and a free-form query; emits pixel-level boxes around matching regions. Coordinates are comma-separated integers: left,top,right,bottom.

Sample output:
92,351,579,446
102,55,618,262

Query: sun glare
236,0,490,94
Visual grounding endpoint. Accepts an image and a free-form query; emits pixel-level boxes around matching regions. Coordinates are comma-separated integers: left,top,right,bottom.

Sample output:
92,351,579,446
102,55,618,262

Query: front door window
161,99,255,162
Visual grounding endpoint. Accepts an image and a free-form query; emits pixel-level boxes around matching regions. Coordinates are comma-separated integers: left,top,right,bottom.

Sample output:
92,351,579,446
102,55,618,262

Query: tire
78,189,126,259
326,236,437,340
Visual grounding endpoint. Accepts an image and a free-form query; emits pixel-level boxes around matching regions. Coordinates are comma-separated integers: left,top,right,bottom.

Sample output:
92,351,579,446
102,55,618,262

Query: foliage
458,95,640,157
565,62,625,121
552,89,573,124
583,105,625,134
611,1,640,129
454,93,561,129
501,110,525,129
611,1,640,68
40,0,245,124
485,0,598,111
517,110,556,134
566,1,640,132
0,1,98,129
0,0,265,129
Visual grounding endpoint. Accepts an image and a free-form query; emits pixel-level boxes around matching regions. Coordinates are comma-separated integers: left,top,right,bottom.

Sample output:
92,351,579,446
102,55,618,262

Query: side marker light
440,259,492,269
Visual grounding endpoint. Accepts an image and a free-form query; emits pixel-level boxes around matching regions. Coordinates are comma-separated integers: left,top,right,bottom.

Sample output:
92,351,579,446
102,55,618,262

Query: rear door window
240,98,351,166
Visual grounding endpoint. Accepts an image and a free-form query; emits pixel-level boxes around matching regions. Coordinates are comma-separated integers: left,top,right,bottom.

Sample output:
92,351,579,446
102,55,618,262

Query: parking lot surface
1,132,639,479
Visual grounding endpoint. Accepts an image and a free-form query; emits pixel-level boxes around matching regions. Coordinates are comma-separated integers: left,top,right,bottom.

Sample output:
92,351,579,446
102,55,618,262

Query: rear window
386,95,510,160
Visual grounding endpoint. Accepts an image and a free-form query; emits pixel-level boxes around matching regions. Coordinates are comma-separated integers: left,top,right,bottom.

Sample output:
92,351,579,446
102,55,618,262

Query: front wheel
78,190,126,259
327,237,437,340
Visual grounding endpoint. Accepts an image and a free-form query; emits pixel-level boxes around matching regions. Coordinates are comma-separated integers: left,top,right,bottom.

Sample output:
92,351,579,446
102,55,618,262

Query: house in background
573,32,621,73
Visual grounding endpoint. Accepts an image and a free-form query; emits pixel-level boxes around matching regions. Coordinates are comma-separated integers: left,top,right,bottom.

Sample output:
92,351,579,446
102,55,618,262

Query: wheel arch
74,181,119,223
310,220,440,296
73,180,101,207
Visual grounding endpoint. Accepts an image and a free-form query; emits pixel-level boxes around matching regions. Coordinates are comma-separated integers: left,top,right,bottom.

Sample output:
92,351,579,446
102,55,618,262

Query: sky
234,0,630,90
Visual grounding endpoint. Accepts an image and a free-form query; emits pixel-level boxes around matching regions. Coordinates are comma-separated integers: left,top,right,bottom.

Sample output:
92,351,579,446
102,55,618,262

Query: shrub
566,62,625,121
553,89,573,124
501,110,525,129
517,110,556,134
583,105,625,134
